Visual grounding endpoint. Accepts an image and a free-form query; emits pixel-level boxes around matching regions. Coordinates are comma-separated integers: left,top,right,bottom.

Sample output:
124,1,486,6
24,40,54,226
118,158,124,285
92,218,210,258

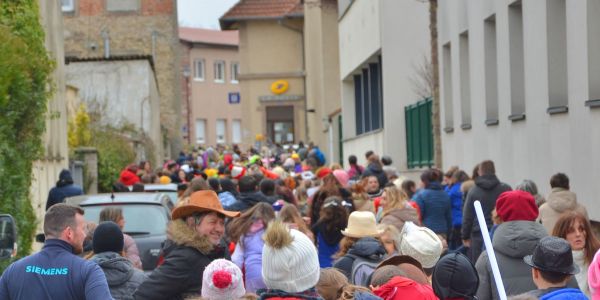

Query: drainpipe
328,118,334,164
277,18,308,143
152,31,158,62
101,29,110,58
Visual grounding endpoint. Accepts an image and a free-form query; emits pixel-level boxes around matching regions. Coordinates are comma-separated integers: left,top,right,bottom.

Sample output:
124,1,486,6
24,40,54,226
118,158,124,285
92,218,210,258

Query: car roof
144,183,178,192
66,193,170,207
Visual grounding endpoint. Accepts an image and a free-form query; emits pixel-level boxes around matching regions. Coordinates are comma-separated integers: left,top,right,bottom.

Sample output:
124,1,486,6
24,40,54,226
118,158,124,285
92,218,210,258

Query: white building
339,0,431,174
439,1,600,219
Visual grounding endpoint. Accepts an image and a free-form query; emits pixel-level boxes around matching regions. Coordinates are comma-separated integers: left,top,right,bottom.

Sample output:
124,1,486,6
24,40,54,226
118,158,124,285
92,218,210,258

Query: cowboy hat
172,190,240,219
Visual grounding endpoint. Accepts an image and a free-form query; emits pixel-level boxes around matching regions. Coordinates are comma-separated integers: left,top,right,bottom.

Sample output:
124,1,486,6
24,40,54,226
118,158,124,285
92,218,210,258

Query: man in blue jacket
0,204,113,300
46,169,84,211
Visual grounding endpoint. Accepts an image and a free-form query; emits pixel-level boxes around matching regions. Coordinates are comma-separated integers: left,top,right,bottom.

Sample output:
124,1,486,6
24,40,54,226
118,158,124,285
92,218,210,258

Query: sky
177,0,239,29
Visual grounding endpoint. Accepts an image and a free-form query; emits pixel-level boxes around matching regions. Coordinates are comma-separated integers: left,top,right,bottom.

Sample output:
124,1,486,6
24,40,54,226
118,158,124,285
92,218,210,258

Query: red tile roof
220,0,304,29
179,27,239,46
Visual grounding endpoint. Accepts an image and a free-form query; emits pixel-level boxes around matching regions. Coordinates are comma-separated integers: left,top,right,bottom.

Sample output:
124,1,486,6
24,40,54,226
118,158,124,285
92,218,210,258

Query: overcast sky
178,0,239,29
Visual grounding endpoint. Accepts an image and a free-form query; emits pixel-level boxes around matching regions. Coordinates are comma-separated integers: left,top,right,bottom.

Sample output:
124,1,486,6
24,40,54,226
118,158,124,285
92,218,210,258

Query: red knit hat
495,190,538,222
119,169,140,186
316,167,332,179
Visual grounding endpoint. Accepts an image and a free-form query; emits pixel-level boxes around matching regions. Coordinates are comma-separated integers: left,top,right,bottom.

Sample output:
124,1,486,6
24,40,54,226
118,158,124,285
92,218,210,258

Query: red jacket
373,276,438,300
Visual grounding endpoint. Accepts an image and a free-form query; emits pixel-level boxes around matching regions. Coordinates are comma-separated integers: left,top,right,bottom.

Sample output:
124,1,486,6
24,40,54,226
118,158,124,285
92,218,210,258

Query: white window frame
61,0,75,12
195,119,206,145
194,59,205,81
231,62,239,84
214,61,225,83
232,119,241,143
216,119,226,144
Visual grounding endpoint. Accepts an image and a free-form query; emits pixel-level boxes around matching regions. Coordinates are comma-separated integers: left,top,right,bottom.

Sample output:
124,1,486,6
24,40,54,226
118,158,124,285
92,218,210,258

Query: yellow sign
270,80,289,95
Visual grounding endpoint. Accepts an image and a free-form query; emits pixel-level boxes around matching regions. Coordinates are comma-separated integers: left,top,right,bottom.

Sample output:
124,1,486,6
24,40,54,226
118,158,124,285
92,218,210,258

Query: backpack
346,253,381,287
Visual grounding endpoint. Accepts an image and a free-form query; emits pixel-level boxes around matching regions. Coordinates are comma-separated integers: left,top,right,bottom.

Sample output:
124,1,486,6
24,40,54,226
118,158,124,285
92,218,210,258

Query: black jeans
468,233,484,263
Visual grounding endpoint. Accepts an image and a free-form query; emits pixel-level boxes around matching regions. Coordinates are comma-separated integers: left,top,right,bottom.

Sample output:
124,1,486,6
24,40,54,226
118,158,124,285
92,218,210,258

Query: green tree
0,0,55,269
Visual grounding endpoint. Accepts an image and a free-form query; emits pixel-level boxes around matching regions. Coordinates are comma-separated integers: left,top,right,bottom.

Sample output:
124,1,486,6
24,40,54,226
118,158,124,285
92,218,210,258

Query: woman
377,224,401,256
309,173,351,227
445,169,469,250
99,207,142,269
89,222,146,300
552,211,600,298
413,169,452,240
311,197,348,267
278,203,314,242
228,203,275,293
515,179,546,207
378,185,419,231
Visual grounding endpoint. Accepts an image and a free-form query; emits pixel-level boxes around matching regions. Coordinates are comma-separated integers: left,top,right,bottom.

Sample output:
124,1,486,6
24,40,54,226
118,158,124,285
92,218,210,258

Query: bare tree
409,53,435,99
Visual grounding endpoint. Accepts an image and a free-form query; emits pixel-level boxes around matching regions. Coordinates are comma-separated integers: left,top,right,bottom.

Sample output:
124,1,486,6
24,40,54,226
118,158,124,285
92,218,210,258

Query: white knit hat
201,259,246,300
262,222,320,293
398,222,443,268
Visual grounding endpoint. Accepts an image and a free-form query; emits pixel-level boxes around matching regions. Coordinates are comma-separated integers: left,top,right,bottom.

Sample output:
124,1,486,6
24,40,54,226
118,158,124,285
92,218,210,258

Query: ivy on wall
0,0,55,269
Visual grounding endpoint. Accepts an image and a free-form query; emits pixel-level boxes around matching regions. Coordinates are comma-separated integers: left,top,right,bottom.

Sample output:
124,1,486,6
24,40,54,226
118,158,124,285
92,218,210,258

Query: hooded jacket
362,163,388,189
414,181,453,234
372,276,437,300
445,183,464,228
332,237,387,280
380,204,419,232
228,191,271,212
46,170,84,210
461,175,511,239
133,220,228,300
90,252,146,300
538,188,588,234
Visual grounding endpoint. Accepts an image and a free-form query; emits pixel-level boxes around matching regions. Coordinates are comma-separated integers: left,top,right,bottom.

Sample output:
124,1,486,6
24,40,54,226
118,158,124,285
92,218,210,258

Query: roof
179,27,239,46
65,54,155,71
220,0,304,29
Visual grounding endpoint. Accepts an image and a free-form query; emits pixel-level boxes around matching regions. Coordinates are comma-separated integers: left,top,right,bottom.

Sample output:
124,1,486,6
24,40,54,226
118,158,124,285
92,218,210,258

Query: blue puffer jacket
445,183,463,228
540,288,587,300
414,182,452,234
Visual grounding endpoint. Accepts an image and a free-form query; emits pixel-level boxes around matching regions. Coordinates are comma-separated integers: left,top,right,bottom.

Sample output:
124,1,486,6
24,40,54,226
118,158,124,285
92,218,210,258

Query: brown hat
376,255,429,285
172,190,240,219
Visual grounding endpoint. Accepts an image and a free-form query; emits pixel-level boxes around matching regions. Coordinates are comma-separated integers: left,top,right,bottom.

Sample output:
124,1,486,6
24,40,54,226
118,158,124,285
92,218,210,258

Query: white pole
474,200,507,300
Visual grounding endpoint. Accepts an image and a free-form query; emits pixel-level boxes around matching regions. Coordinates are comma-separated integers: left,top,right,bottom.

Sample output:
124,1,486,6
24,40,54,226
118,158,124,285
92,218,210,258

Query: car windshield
82,204,168,235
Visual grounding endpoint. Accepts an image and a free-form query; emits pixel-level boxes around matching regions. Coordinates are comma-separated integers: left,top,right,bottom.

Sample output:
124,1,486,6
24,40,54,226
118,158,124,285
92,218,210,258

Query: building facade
179,27,243,147
61,0,181,158
339,0,431,173
439,0,600,219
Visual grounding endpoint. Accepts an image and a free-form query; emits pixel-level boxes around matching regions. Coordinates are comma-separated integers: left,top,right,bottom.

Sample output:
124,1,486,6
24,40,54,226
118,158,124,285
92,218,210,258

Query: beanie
333,169,350,187
93,221,124,254
398,222,443,268
316,167,332,179
432,252,479,299
496,190,538,222
262,221,319,293
201,259,246,300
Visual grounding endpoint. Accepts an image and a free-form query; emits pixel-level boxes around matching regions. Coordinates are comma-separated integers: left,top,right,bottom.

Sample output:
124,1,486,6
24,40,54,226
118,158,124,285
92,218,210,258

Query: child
227,203,275,293
312,196,349,268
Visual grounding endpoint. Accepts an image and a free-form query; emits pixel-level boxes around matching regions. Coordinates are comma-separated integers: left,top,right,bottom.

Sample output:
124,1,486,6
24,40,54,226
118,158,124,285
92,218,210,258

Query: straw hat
341,211,383,238
172,190,240,219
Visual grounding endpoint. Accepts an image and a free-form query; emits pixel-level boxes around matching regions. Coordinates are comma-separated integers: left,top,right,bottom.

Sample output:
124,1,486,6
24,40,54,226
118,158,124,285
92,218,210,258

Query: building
61,0,181,158
179,28,243,147
438,1,600,219
64,56,162,163
338,0,431,173
220,0,342,162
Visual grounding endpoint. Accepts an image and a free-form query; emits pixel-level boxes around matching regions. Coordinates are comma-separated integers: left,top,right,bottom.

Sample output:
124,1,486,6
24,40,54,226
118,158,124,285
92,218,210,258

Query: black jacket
362,163,388,189
133,220,227,300
228,191,271,212
332,237,386,280
461,175,511,239
46,170,83,210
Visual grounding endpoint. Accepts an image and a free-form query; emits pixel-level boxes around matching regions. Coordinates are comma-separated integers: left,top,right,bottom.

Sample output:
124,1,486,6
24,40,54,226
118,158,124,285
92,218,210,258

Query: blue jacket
0,239,113,300
414,182,452,234
539,288,587,300
46,170,83,211
445,183,463,228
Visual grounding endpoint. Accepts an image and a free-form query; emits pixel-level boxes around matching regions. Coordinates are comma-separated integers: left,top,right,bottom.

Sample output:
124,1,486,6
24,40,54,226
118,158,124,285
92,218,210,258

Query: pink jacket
590,249,600,300
124,234,142,269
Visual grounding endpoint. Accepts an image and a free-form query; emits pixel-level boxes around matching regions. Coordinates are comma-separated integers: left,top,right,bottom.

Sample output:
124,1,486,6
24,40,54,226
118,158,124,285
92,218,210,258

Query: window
231,62,239,83
484,15,499,125
232,119,241,143
195,119,206,145
214,61,225,83
508,1,526,121
267,106,294,143
194,59,204,81
61,0,74,12
459,32,471,129
546,0,568,114
442,43,454,132
353,56,383,135
405,98,434,169
216,119,226,144
106,0,139,12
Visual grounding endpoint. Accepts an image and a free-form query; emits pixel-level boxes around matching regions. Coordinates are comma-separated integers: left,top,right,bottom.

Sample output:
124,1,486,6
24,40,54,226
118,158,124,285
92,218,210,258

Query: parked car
0,214,17,260
66,193,173,271
144,183,178,204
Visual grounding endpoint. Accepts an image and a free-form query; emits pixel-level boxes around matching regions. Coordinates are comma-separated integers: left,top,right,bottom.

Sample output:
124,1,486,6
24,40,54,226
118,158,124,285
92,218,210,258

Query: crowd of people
1,142,600,300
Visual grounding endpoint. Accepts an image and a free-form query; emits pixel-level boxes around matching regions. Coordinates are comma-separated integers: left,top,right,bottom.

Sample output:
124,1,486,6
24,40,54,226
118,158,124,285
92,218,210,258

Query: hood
167,219,214,255
57,169,74,187
475,174,501,190
374,276,436,300
91,252,134,286
367,163,383,173
492,221,547,258
239,191,268,205
547,188,578,213
383,206,418,224
348,237,387,259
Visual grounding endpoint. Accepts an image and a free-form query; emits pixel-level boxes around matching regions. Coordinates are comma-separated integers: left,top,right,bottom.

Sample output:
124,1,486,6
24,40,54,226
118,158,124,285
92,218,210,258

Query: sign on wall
229,92,240,104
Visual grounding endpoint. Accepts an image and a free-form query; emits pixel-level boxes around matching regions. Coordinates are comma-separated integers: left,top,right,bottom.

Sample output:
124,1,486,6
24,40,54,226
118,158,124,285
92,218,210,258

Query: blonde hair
338,285,374,300
377,223,401,251
381,185,409,216
317,268,348,300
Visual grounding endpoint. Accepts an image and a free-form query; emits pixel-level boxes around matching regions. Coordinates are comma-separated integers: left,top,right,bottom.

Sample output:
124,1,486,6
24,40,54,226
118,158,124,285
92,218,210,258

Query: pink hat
201,259,246,300
333,169,350,187
589,250,600,300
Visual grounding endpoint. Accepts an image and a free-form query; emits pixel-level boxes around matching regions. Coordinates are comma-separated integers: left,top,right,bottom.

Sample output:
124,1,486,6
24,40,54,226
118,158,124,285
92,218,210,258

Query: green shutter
405,98,434,169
